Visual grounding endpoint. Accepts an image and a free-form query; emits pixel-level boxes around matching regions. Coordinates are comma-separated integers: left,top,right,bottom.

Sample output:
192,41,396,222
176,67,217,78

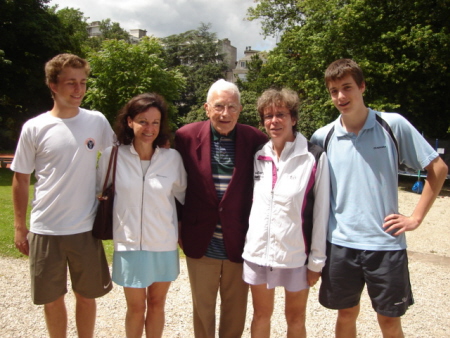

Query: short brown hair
115,93,171,148
324,59,365,89
257,88,299,133
45,53,90,89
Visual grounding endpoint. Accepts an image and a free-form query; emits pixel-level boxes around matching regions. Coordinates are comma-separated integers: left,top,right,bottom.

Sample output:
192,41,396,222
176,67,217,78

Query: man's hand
307,269,321,287
383,213,420,236
14,227,29,256
12,172,31,256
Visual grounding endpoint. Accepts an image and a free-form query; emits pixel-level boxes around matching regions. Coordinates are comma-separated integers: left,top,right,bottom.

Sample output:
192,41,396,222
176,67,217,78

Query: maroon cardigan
175,121,267,263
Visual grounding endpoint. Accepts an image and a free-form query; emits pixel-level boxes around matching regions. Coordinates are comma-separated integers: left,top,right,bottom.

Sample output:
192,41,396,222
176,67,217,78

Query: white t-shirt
11,108,114,235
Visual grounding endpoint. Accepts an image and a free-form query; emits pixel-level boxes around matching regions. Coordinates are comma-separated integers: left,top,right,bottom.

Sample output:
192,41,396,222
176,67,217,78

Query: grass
0,168,185,262
0,168,115,262
1,168,447,261
0,168,27,258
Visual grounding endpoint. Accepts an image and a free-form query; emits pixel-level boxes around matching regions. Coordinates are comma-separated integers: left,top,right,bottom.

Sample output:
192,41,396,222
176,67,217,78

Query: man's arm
383,156,448,235
12,172,31,256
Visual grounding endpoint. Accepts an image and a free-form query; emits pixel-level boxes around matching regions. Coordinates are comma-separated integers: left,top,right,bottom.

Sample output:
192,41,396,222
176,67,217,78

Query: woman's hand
307,269,321,287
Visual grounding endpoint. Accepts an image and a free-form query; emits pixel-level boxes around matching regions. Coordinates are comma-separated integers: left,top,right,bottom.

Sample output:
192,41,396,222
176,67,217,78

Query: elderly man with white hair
175,79,267,337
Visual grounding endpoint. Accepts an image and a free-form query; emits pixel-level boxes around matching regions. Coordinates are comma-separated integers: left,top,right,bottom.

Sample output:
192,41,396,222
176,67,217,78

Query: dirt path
1,189,449,337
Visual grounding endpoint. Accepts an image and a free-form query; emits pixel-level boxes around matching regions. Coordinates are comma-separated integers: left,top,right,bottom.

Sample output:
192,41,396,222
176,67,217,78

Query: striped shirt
205,126,236,260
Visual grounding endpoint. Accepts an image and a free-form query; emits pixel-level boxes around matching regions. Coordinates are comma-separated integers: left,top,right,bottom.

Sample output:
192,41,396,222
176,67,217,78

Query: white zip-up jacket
242,133,330,272
97,144,187,252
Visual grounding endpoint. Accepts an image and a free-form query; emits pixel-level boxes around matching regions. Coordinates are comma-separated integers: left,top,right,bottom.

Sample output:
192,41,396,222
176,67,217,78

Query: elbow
434,158,448,181
426,157,448,186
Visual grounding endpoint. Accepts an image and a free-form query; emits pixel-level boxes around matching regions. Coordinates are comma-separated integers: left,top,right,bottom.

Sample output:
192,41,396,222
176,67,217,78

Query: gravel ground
1,189,449,337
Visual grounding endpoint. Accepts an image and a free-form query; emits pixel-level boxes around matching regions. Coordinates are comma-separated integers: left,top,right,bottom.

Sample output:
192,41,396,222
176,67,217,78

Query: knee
74,293,95,308
146,294,167,313
253,306,273,322
285,308,306,327
337,306,360,324
377,315,403,337
44,295,66,311
127,299,147,316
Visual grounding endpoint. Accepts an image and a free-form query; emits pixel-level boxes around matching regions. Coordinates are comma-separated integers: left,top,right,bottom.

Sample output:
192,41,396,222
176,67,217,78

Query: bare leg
336,304,360,338
123,287,147,338
285,288,309,338
250,284,274,338
74,292,96,338
44,295,67,338
145,282,171,338
377,314,404,338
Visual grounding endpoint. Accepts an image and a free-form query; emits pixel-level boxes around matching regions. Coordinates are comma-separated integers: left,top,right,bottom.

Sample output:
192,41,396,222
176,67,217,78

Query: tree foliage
84,37,186,128
86,19,132,51
50,7,131,54
0,0,77,149
245,0,450,138
247,0,303,38
239,90,265,132
49,6,90,57
161,23,230,126
235,54,270,131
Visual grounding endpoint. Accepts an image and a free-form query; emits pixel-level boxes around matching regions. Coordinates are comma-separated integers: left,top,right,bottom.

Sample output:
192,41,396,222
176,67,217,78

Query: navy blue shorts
319,242,414,317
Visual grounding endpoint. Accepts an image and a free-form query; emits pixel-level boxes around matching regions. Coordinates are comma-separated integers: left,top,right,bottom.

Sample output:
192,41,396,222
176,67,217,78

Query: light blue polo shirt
311,109,438,251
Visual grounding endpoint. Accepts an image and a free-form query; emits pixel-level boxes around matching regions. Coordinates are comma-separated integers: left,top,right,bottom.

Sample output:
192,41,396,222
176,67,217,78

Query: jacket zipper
140,173,145,250
266,161,279,269
265,188,275,268
139,157,153,250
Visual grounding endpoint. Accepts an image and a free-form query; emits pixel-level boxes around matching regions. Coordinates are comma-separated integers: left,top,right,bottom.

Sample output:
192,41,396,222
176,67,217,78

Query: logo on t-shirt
254,170,263,180
85,138,95,151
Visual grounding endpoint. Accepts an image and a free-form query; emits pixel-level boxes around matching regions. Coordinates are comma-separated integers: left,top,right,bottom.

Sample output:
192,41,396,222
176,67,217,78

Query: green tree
246,0,450,138
86,19,131,51
0,50,11,65
50,6,90,57
239,90,265,131
161,23,230,126
84,37,186,127
235,54,272,131
247,0,303,38
236,53,270,93
0,0,76,150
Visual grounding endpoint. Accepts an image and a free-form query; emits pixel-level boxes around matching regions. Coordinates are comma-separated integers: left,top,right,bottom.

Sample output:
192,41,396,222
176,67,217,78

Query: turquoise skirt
112,250,179,288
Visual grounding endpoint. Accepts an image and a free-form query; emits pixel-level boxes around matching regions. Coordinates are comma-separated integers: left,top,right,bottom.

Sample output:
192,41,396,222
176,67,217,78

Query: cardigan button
219,207,223,212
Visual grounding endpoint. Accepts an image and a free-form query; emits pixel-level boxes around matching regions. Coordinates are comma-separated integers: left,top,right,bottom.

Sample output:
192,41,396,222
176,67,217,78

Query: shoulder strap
102,146,118,192
307,141,325,165
323,126,335,152
323,114,400,165
111,145,118,186
375,114,399,165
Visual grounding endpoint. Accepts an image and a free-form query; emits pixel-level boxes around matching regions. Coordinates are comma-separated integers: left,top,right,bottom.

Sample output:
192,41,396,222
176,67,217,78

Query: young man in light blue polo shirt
311,59,448,338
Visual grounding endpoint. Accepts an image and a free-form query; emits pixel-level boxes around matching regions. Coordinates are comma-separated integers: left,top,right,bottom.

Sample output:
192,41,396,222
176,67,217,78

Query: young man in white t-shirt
11,54,114,338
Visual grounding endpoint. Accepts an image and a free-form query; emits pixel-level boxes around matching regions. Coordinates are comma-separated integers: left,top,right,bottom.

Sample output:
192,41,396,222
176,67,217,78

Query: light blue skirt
112,250,179,288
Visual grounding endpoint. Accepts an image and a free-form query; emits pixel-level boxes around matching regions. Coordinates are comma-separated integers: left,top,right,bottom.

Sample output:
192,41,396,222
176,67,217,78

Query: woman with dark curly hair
97,93,187,338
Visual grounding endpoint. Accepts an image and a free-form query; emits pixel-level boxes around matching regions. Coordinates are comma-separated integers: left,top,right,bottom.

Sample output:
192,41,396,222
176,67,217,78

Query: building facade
232,46,266,83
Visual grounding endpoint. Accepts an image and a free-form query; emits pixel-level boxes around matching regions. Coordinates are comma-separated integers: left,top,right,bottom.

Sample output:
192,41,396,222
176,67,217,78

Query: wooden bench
0,156,13,168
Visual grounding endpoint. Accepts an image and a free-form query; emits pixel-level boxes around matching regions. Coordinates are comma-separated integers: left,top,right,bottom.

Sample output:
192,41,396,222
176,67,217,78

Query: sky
48,0,278,59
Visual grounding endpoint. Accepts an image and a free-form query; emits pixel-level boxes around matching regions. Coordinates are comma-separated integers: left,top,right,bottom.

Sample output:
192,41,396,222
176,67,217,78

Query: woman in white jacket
242,89,330,338
97,93,186,338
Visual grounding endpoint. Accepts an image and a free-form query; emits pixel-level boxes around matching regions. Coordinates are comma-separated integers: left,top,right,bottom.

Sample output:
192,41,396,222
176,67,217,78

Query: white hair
206,79,241,103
